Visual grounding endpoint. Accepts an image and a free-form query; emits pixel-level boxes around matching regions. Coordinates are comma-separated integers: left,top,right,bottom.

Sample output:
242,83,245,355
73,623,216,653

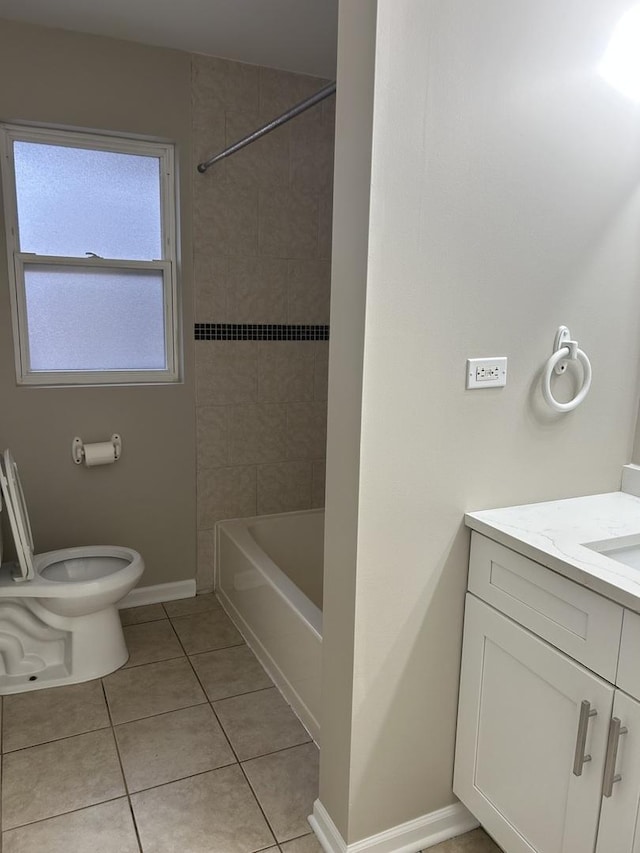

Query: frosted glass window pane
24,265,166,371
14,142,162,260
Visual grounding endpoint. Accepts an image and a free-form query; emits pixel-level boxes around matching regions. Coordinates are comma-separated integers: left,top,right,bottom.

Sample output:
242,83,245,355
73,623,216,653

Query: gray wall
321,0,640,843
0,19,196,586
192,56,333,590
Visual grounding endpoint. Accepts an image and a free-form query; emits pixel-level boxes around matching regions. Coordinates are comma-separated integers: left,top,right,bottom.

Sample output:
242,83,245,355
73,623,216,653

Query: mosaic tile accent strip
195,324,329,341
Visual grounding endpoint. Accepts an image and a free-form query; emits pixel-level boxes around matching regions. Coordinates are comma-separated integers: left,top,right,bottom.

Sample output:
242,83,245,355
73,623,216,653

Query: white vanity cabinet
454,532,640,853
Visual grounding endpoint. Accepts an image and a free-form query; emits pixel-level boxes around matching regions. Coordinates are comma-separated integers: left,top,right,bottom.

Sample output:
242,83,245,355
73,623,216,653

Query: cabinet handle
573,700,598,776
602,717,628,798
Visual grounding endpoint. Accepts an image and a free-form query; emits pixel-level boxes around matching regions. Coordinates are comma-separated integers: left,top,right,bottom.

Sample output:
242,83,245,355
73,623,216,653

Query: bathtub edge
217,585,321,746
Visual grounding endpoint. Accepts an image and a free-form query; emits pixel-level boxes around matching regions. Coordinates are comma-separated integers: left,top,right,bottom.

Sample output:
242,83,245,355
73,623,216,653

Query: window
0,124,179,385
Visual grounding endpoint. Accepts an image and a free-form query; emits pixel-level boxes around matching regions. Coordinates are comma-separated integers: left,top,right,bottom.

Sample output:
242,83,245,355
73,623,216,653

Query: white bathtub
216,508,323,742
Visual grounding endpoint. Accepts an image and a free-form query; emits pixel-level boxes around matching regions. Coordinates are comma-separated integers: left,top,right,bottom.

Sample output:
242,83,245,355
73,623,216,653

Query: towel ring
541,326,592,413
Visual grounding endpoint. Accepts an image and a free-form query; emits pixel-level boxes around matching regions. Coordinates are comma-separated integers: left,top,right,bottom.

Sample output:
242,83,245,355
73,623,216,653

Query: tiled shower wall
192,55,334,591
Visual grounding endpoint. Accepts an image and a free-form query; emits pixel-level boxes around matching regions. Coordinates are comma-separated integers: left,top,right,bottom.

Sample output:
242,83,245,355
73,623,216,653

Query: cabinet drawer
469,533,623,681
617,609,640,700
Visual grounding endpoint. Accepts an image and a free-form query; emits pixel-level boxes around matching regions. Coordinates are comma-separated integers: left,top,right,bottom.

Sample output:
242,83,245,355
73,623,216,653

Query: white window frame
0,123,180,385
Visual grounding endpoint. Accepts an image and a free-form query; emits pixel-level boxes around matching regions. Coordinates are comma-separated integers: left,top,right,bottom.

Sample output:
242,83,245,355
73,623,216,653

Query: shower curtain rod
197,81,336,174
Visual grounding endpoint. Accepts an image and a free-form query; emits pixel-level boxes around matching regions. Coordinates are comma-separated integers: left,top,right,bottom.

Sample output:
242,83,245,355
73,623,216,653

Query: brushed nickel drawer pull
573,700,598,776
603,716,628,798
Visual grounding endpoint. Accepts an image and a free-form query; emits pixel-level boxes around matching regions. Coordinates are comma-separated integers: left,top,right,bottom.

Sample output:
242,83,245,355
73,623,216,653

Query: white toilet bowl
0,449,144,694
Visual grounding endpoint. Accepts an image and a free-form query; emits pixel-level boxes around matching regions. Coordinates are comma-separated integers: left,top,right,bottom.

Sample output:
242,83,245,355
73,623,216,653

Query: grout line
99,733,312,801
121,652,186,672
162,605,221,619
281,831,316,843
99,681,136,803
166,610,231,626
126,797,144,853
101,678,154,853
101,681,130,794
188,600,313,849
177,629,279,849
112,701,217,730
237,753,281,849
238,738,314,767
125,760,239,798
1,721,113,756
207,593,318,838
167,640,246,657
120,615,169,627
108,698,209,728
200,683,276,704
116,640,246,673
2,793,127,834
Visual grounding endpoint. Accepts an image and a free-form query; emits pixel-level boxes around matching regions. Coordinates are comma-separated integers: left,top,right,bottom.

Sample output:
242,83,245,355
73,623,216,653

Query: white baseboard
309,801,347,853
309,798,479,853
119,580,196,609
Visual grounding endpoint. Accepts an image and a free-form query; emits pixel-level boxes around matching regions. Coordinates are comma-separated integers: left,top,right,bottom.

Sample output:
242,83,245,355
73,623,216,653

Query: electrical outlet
466,357,507,389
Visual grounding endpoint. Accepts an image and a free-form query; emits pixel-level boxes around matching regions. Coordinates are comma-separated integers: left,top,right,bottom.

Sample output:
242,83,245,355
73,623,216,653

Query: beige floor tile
164,592,222,618
426,828,503,852
115,703,235,792
103,658,206,724
2,798,139,853
281,834,323,852
131,764,275,853
119,603,167,626
171,609,244,654
2,729,125,830
3,680,110,753
214,687,310,760
190,644,273,701
123,619,184,668
243,742,319,842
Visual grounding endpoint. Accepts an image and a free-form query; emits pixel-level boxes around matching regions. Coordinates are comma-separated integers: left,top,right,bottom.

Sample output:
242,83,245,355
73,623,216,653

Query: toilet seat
0,544,142,598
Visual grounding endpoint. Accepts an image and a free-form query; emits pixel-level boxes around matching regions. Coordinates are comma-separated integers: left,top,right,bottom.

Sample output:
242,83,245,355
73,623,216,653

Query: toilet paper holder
72,434,122,466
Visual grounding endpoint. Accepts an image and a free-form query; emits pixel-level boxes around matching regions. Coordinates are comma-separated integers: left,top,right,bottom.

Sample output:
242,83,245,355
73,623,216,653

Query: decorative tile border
194,323,330,341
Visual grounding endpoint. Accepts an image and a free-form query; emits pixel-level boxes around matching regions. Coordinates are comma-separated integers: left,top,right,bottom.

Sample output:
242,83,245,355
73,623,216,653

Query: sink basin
584,533,640,571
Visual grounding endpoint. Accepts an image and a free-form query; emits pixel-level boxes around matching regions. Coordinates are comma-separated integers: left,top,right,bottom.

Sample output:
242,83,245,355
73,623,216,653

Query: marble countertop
466,491,640,612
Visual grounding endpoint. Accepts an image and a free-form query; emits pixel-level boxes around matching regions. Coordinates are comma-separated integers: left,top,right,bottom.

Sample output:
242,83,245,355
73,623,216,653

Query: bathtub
216,508,323,743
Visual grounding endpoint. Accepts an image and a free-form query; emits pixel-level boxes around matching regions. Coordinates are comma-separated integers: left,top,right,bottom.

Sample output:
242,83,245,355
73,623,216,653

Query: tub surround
466,487,640,613
193,55,333,593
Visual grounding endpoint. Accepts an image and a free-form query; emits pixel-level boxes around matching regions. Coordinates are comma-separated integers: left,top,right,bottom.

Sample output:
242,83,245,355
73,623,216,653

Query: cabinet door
596,690,640,853
454,595,614,853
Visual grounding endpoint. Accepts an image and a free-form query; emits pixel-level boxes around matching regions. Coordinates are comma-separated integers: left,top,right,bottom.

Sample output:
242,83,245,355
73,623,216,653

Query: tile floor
426,828,502,852
0,593,500,853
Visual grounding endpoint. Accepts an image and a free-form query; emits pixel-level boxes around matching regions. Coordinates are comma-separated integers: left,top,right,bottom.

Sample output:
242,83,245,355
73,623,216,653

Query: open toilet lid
0,449,35,581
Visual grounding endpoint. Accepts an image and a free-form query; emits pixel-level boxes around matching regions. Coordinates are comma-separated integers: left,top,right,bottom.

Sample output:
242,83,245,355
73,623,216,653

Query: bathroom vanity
454,486,640,853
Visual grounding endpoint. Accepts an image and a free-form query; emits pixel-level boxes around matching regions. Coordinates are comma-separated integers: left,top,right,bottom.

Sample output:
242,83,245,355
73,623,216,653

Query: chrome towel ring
541,326,592,413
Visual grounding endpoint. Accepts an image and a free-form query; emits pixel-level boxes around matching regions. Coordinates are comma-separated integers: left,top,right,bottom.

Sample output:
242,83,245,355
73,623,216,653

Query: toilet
0,448,144,694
